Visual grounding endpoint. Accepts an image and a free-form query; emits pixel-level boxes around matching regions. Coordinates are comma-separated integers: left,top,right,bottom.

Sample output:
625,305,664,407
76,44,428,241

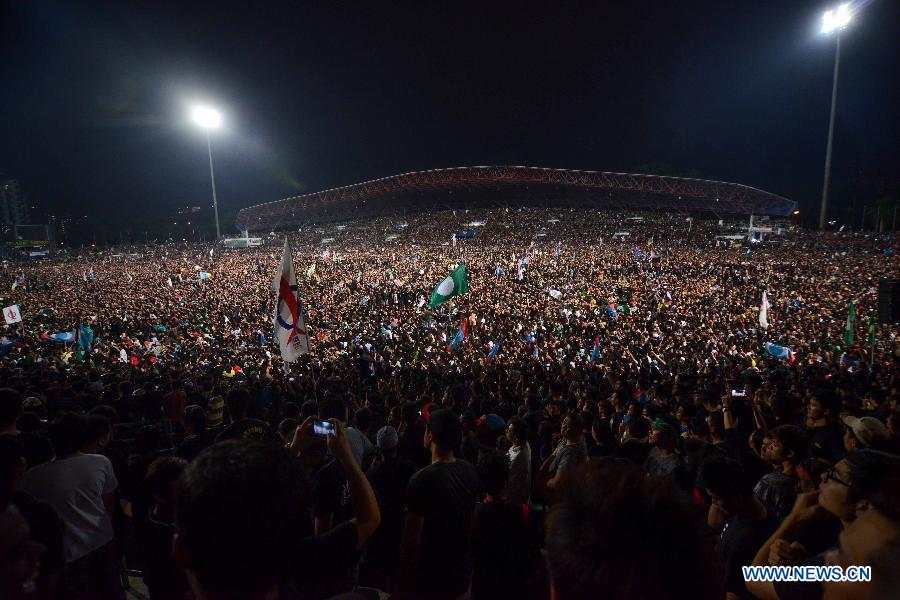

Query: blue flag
78,325,94,353
486,341,499,362
48,330,76,343
448,326,465,352
764,342,795,363
0,337,15,356
257,331,266,346
588,337,601,365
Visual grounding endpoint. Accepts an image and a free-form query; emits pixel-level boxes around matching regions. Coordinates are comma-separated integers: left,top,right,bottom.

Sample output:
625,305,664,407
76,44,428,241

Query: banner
3,305,22,325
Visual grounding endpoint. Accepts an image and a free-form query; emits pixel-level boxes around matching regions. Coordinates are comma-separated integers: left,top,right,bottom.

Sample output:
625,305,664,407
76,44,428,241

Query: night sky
1,0,897,239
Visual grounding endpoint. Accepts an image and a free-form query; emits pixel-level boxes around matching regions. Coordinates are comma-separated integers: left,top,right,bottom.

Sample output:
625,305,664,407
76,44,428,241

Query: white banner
3,305,22,325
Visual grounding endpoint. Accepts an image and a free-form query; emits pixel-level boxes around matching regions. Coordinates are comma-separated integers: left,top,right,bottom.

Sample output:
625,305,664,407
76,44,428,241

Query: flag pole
306,308,318,402
869,317,876,368
308,355,319,401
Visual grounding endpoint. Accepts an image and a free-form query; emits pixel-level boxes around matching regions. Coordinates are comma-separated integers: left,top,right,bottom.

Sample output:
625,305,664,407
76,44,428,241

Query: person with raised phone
174,417,380,600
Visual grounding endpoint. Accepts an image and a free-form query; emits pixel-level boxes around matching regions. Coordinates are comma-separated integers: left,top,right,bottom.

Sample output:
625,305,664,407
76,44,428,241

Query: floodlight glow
191,106,221,129
822,4,851,34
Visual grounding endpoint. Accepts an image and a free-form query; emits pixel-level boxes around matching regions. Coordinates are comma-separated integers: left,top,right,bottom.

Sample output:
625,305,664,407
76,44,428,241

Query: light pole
818,4,852,230
191,105,222,240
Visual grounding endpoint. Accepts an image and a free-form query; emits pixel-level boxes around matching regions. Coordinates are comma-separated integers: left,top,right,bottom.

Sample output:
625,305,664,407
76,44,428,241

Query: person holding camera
173,418,380,600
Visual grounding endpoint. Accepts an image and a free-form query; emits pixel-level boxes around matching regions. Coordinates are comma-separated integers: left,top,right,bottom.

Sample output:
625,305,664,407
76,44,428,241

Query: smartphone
312,419,336,437
731,389,747,397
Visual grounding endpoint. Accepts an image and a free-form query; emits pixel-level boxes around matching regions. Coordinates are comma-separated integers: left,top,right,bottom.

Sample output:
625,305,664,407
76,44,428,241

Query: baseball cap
23,397,42,410
478,413,506,432
421,402,437,424
376,426,399,450
651,418,674,435
842,416,889,449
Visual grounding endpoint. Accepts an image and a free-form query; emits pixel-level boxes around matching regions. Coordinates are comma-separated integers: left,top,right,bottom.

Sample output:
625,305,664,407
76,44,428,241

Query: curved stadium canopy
235,166,796,232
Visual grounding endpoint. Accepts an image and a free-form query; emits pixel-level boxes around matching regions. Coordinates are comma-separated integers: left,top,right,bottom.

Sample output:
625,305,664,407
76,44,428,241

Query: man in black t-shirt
699,456,778,599
396,408,479,600
311,448,352,533
805,392,844,463
0,436,65,598
363,425,415,590
214,388,275,443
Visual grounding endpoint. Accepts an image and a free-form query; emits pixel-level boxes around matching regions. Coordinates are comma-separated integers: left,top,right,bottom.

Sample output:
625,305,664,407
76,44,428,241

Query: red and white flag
271,239,309,362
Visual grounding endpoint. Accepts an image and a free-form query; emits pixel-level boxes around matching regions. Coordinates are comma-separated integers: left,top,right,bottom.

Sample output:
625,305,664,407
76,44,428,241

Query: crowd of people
0,207,898,600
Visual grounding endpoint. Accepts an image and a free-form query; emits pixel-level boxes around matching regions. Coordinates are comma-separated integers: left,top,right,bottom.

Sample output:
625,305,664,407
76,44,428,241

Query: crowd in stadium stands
0,207,899,600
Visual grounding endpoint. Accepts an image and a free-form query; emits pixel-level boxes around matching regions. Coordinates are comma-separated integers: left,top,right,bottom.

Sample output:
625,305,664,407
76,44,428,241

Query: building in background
0,179,30,225
0,178,53,256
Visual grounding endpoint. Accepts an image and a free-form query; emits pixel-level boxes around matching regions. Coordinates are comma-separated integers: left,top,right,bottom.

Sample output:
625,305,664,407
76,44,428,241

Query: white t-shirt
19,453,118,562
507,441,532,505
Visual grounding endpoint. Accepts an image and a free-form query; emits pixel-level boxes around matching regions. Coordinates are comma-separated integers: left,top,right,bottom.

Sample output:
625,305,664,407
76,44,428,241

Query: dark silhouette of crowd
1,207,899,600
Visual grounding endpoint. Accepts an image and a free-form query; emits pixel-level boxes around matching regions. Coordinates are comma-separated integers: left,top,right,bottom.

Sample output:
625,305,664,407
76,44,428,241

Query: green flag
429,263,469,308
843,300,856,346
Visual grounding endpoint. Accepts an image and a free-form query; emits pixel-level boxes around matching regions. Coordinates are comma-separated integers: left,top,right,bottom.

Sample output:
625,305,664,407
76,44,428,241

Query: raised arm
327,419,381,549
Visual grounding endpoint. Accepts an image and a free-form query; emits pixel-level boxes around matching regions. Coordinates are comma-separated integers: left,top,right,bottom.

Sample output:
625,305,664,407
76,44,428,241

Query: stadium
235,165,797,232
4,2,900,600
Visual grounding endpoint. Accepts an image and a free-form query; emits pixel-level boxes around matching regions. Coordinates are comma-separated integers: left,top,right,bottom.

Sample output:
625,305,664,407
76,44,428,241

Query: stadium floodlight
191,105,222,129
817,3,854,230
821,4,851,34
191,104,223,239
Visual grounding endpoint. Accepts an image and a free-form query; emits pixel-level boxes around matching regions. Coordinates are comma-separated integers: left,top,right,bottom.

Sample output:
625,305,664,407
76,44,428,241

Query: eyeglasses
825,467,851,487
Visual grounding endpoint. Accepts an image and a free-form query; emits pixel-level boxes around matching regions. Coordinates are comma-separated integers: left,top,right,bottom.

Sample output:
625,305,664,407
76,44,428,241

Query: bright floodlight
822,3,851,34
192,106,221,129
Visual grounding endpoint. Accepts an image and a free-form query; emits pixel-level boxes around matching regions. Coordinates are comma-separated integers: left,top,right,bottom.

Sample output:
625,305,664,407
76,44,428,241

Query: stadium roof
235,166,796,232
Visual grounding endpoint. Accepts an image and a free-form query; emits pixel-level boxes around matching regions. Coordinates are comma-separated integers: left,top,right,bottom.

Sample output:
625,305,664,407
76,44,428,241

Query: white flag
759,291,770,330
126,272,133,283
167,277,173,288
451,233,457,247
210,248,214,259
271,238,309,362
548,289,562,300
3,305,22,325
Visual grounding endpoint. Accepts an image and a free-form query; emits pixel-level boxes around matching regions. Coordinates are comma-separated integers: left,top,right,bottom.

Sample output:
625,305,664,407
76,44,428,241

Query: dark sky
1,0,897,237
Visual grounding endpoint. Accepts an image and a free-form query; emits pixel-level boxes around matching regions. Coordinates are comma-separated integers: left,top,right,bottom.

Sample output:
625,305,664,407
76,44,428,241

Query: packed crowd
0,207,899,600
